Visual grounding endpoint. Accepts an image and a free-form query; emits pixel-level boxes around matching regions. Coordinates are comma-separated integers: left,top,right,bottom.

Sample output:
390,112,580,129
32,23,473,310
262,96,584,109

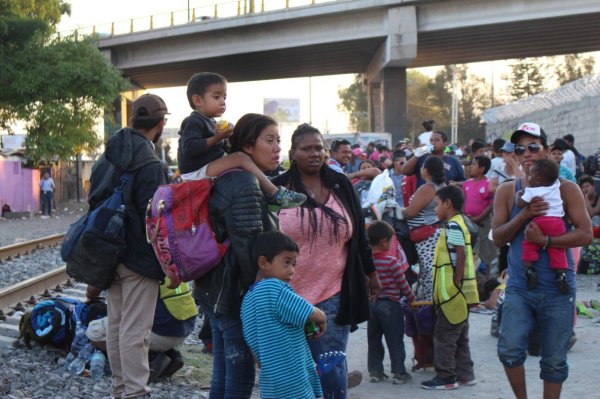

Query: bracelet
542,235,551,250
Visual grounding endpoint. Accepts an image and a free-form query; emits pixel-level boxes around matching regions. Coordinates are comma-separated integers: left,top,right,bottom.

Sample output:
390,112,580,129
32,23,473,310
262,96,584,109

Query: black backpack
583,155,598,176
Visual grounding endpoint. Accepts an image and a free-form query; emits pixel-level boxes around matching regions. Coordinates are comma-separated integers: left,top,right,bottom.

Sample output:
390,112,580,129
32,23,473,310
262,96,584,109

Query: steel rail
0,233,65,262
0,266,69,311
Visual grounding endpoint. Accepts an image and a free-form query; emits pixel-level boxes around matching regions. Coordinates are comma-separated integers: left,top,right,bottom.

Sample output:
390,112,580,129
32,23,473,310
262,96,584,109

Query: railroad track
0,234,86,347
0,233,65,262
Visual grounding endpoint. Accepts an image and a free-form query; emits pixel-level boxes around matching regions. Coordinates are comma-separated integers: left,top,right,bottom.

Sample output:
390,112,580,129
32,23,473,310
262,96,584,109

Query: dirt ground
346,274,600,399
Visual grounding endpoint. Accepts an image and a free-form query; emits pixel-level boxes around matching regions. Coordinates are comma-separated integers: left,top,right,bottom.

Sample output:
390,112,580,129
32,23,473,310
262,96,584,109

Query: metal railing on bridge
60,0,337,39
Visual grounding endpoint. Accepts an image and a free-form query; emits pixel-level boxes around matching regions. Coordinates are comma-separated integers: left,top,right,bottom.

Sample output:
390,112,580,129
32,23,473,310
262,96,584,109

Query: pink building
0,160,40,213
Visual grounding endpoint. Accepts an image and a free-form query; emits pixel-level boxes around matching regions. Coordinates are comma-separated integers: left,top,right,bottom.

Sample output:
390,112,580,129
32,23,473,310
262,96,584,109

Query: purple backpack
146,179,228,287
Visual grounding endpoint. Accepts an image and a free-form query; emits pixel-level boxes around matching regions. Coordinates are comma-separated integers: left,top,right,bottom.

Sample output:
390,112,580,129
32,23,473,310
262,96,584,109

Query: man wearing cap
492,122,592,399
88,93,169,399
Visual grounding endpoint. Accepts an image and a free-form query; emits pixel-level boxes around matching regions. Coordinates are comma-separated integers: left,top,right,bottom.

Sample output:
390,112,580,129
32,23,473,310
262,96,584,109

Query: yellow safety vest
159,277,199,321
432,214,479,324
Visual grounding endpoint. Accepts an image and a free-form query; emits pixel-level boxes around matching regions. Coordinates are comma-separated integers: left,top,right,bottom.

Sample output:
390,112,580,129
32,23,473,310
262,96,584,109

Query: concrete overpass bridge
98,0,600,142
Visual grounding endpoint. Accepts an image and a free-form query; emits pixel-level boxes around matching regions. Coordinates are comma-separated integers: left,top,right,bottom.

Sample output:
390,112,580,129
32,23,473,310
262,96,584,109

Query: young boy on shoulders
241,231,326,399
421,185,478,390
366,221,415,385
177,72,305,211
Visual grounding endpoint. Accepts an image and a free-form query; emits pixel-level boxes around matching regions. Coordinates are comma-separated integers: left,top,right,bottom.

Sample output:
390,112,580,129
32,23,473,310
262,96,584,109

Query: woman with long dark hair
273,123,381,399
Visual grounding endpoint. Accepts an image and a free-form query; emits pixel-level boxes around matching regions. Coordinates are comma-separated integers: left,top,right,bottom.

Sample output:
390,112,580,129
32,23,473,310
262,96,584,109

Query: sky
56,0,599,153
58,0,358,156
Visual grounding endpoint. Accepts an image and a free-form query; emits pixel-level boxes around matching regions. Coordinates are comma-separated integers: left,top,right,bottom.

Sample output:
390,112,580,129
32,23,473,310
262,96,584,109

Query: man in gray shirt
39,171,55,218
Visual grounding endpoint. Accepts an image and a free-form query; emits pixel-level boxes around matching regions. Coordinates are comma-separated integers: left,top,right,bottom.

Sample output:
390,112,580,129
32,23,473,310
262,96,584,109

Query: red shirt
373,252,415,302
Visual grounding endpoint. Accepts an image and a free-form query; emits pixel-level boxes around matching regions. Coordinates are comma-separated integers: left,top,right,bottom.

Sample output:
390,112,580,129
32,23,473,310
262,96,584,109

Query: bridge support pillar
368,67,407,145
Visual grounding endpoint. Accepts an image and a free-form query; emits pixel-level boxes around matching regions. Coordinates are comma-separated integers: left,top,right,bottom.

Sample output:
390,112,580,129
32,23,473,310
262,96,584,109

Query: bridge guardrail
59,0,337,39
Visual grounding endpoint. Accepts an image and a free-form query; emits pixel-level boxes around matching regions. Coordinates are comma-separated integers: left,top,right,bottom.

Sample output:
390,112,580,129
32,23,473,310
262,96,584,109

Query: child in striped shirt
241,232,327,399
366,221,415,385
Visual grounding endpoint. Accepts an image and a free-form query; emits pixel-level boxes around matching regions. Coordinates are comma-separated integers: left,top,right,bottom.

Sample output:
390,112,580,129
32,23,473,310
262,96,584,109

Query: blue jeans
308,294,350,399
367,299,407,375
41,191,53,216
200,303,255,399
497,287,575,383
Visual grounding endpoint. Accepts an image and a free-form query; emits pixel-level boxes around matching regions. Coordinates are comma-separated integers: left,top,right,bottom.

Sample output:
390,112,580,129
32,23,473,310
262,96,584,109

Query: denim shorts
497,286,575,383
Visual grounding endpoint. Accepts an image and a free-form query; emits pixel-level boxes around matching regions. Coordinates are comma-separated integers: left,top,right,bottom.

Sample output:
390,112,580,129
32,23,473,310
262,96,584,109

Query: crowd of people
78,70,599,399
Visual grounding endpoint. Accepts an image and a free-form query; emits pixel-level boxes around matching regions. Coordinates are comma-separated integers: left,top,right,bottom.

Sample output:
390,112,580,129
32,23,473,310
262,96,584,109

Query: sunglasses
514,143,542,156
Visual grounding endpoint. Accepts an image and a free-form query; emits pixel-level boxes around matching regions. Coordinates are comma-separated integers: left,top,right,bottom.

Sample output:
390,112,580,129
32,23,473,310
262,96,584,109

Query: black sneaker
421,375,458,390
525,267,538,290
555,271,570,294
369,371,389,383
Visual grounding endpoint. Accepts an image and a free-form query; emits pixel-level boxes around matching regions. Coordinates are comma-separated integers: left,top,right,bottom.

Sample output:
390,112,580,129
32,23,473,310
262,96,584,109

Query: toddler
517,159,569,293
177,72,305,211
366,221,415,385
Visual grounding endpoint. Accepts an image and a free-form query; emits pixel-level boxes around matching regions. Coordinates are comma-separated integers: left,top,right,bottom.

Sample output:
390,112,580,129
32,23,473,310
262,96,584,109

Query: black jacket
177,111,226,174
272,170,375,325
88,128,168,281
194,170,278,315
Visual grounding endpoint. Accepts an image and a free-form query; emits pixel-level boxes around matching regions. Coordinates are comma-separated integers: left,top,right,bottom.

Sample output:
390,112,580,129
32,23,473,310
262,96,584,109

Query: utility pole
450,65,459,145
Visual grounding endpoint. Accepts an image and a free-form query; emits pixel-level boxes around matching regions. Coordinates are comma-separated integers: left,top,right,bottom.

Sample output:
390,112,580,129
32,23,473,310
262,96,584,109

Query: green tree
407,70,447,142
337,74,368,132
555,53,595,85
509,58,545,100
0,1,129,163
428,65,491,144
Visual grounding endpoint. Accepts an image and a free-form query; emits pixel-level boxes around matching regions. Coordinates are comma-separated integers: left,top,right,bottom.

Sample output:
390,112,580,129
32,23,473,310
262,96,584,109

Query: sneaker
458,378,477,386
392,373,412,384
555,271,570,294
266,187,307,212
369,372,389,383
525,267,538,290
421,375,458,390
347,370,363,389
40,215,49,219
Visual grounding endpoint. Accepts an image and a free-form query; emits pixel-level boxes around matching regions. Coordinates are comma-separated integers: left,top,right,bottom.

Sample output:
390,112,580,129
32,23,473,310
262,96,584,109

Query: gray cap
501,142,515,153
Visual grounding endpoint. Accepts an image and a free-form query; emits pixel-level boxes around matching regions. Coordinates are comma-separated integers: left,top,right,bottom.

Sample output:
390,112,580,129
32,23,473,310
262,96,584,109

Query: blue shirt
559,165,576,183
327,158,344,173
389,169,404,206
241,279,322,399
40,178,55,193
415,154,465,187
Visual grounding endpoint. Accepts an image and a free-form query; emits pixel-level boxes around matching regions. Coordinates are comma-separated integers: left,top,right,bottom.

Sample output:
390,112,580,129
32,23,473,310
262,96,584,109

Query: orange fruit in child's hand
217,120,230,132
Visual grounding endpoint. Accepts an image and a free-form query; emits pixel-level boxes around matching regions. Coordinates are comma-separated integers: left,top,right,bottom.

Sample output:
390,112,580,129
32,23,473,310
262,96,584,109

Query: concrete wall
483,76,600,155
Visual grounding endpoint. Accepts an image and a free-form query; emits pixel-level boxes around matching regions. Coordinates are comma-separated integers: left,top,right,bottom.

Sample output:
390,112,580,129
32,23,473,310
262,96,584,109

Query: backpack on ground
62,172,132,290
146,178,229,287
583,155,598,176
19,297,80,350
72,301,108,328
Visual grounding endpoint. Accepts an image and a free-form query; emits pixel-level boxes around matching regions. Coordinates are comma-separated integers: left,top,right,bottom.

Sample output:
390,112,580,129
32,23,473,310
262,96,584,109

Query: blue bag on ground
62,173,132,290
18,297,80,350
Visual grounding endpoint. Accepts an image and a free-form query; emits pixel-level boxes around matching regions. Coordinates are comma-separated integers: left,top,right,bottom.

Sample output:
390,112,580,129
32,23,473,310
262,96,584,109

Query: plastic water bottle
90,350,106,380
106,205,126,236
72,323,86,350
413,144,433,157
68,342,93,375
